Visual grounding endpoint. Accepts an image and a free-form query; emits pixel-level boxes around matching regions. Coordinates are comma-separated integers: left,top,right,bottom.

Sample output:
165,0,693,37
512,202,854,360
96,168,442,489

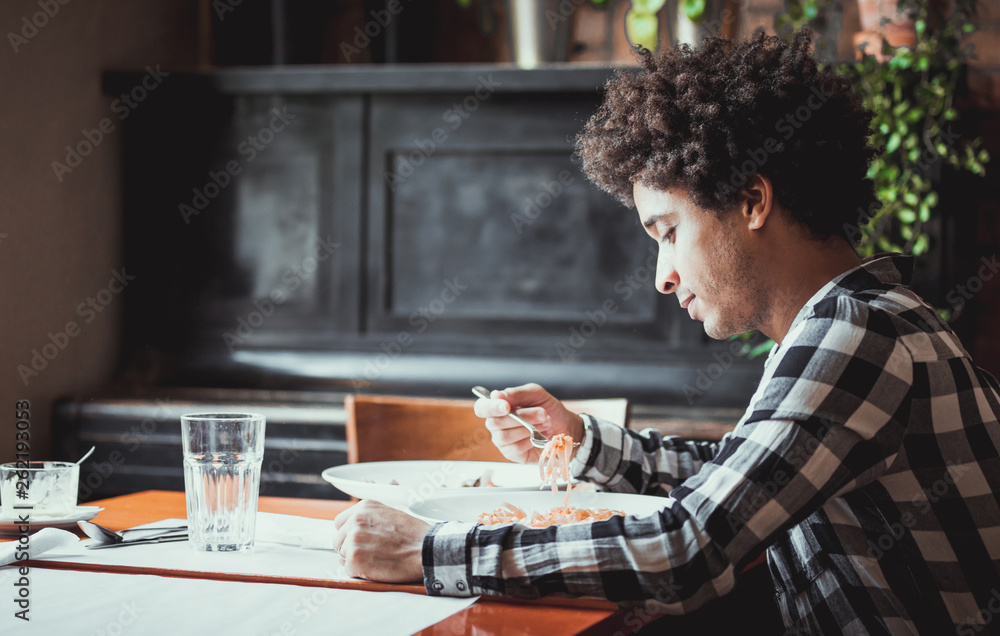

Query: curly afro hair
576,29,879,244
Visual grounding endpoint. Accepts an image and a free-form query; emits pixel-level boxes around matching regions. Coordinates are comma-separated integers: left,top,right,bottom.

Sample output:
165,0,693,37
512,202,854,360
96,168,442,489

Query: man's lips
680,295,695,310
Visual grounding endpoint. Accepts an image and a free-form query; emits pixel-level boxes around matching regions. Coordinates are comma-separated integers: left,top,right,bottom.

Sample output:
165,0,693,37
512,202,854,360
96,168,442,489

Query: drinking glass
0,461,79,519
181,413,266,552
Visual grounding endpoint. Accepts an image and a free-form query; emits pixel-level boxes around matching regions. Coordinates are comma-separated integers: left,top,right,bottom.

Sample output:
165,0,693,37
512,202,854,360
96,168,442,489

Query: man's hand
332,500,429,583
473,383,585,465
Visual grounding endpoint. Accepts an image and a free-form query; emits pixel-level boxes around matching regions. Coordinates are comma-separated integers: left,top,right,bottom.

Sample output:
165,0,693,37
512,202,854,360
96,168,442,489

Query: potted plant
836,0,988,264
854,0,917,60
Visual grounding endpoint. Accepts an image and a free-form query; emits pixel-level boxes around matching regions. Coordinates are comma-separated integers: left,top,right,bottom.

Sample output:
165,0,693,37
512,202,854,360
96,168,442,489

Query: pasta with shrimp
477,433,624,527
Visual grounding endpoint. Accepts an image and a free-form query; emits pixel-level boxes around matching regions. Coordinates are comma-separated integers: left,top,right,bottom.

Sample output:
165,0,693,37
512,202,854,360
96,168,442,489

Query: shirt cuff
569,413,597,478
569,414,628,487
422,521,479,597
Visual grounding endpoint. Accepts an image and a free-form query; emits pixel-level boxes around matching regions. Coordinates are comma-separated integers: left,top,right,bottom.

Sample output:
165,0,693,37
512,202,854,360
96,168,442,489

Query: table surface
16,490,645,636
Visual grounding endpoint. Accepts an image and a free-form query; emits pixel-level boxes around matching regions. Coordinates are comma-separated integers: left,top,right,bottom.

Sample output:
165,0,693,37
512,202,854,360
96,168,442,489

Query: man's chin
702,326,732,340
701,318,743,341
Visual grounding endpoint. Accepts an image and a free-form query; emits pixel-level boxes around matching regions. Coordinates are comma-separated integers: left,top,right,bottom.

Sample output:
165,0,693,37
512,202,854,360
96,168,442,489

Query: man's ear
740,174,774,231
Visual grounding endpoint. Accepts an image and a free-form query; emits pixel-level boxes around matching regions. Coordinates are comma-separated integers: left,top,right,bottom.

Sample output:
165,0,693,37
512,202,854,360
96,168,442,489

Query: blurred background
1,0,998,501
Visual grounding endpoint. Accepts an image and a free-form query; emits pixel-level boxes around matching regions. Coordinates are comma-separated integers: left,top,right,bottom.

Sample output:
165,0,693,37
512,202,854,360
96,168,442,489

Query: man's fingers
507,437,537,458
484,414,529,432
333,503,360,531
513,406,549,424
498,383,552,409
474,397,511,418
489,424,528,447
332,525,345,556
337,534,352,557
332,501,368,555
332,513,355,555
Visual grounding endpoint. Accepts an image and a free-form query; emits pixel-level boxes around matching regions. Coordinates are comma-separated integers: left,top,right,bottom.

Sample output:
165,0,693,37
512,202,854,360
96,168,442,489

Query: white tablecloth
0,567,476,634
28,513,377,583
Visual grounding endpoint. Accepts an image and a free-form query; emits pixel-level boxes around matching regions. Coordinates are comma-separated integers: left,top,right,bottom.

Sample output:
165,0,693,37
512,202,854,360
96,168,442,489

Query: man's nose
655,249,678,295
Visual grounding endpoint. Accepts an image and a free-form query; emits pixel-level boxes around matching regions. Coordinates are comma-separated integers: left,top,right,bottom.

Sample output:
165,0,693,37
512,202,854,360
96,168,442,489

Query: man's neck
761,240,862,344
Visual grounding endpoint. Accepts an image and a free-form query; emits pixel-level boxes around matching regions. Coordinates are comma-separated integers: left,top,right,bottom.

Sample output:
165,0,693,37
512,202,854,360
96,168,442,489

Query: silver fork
471,385,549,449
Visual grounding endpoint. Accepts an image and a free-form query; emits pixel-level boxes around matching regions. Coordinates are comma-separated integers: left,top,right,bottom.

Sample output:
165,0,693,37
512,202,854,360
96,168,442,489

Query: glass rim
180,412,266,422
0,461,78,470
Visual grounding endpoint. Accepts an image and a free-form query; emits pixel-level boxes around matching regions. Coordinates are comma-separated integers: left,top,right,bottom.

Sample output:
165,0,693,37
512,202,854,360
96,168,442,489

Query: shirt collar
766,252,914,362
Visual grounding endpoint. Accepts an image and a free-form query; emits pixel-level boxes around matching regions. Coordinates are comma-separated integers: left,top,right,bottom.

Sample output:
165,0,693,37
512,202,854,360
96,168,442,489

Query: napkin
254,513,337,550
0,528,80,566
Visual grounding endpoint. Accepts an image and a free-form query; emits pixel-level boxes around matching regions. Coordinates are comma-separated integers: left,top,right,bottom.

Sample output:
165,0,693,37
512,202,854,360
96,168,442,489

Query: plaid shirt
423,254,1000,634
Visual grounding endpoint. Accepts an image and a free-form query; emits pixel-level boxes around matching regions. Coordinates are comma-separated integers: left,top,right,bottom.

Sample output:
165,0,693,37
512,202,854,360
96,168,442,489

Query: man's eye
665,228,675,242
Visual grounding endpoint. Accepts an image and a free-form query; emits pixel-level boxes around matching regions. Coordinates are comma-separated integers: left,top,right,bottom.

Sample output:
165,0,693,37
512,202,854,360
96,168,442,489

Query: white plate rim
320,460,573,506
407,490,671,524
321,460,550,488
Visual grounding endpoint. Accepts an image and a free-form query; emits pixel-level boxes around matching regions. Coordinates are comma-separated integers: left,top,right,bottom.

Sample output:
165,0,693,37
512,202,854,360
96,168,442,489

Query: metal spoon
78,520,188,548
471,385,549,449
75,445,96,465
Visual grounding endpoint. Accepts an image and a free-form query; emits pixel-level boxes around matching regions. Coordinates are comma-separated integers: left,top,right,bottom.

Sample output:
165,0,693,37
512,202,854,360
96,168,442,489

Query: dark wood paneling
108,65,763,416
385,152,654,320
364,91,707,360
119,89,364,356
103,66,630,95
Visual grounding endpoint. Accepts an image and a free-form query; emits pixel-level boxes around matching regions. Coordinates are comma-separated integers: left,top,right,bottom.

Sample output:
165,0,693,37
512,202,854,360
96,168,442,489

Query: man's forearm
572,415,726,494
422,503,735,612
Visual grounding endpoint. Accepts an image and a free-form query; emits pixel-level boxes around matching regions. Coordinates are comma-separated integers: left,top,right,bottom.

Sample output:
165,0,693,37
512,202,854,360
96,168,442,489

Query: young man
332,31,1000,634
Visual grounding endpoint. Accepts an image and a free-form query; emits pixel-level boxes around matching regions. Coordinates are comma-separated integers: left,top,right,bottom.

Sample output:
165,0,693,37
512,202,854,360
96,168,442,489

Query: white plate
0,506,104,534
409,490,671,524
321,461,557,508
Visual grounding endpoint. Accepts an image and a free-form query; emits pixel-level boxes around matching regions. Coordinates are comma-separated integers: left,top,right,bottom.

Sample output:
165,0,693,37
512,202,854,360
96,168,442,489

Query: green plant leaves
683,0,707,23
778,0,823,34
748,339,776,358
887,132,902,152
809,0,989,264
625,9,660,52
632,0,667,11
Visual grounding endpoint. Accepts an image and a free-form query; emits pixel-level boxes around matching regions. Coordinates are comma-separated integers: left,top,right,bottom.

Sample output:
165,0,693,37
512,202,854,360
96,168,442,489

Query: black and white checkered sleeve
568,414,729,495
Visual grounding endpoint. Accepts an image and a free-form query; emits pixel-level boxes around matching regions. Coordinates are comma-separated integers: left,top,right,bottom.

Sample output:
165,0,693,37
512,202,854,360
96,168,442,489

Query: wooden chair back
345,393,630,464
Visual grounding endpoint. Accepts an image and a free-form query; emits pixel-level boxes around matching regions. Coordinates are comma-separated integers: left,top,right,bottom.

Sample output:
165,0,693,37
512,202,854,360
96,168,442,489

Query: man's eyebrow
642,212,676,229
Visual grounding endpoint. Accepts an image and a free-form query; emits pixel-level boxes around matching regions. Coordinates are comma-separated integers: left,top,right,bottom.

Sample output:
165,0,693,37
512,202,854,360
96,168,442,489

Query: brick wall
969,0,1000,112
